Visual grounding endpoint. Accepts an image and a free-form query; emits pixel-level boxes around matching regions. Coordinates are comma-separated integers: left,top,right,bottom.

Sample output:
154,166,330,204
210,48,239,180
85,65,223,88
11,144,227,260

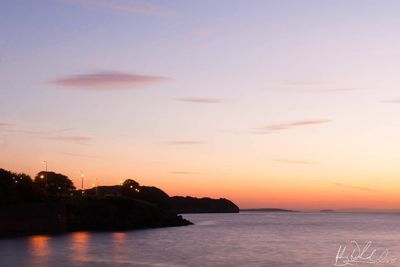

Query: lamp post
79,171,85,197
42,161,48,187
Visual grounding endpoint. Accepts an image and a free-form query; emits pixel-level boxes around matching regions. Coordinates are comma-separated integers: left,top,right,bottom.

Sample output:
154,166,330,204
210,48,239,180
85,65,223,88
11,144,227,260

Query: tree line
0,168,141,205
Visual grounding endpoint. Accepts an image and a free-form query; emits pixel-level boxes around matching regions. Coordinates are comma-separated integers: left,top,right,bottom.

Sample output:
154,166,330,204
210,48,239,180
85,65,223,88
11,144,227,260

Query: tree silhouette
0,168,46,204
121,179,140,197
122,179,139,188
34,171,75,196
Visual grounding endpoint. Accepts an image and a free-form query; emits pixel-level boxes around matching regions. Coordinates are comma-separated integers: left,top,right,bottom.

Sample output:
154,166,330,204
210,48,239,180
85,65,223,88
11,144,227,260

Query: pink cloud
64,0,174,17
383,97,400,103
176,98,223,104
41,136,92,145
272,159,315,165
167,140,205,145
53,71,170,90
332,182,376,192
60,152,99,158
192,28,213,38
260,119,332,131
168,171,203,175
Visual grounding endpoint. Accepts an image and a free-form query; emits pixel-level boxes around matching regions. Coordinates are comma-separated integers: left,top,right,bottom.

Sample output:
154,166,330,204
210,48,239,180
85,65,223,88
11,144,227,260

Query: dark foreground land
0,168,239,238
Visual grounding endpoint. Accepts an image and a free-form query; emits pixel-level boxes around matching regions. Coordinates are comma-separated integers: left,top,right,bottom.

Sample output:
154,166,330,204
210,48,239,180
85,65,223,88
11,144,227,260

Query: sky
1,0,400,210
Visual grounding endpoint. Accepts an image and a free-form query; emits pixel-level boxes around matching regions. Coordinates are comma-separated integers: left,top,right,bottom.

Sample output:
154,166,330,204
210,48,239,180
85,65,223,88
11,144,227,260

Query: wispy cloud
383,97,400,104
309,179,377,192
271,81,363,94
1,128,73,135
304,88,360,93
167,140,205,145
63,0,174,17
192,28,214,38
0,125,92,145
53,71,170,90
256,119,331,133
332,182,376,192
41,136,92,145
168,171,203,175
0,122,13,127
176,98,223,104
60,152,98,158
285,81,323,86
272,159,315,165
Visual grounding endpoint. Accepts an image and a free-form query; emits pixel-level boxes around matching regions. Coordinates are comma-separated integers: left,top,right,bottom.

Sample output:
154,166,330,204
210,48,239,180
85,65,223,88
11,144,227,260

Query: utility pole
80,171,85,197
42,161,48,187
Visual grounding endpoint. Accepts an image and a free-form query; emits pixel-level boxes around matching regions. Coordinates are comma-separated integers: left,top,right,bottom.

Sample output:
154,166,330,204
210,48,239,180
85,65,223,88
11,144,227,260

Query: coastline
0,200,193,239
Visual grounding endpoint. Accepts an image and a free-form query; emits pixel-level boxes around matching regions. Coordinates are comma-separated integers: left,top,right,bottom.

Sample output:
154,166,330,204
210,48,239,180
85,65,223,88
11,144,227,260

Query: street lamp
79,171,85,197
42,161,48,187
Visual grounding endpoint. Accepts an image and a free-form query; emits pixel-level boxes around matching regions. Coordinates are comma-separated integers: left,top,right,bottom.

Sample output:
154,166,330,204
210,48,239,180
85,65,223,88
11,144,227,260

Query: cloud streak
285,81,323,86
41,136,92,145
64,0,174,17
332,182,376,192
256,119,331,133
304,88,360,93
168,171,203,175
60,152,99,158
176,98,223,104
1,128,73,135
53,71,170,90
272,159,315,165
0,126,76,145
310,179,377,192
167,140,205,145
383,97,400,104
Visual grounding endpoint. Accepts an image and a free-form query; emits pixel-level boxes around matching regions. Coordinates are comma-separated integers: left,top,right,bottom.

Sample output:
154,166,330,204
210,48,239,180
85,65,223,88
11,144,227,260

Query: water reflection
71,231,89,263
3,213,400,267
112,232,127,262
29,235,50,267
112,232,126,245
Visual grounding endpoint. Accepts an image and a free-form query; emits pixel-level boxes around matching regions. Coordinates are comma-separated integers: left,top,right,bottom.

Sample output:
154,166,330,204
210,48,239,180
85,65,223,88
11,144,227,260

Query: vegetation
0,167,239,237
34,171,75,197
0,169,47,205
0,168,192,237
170,196,239,213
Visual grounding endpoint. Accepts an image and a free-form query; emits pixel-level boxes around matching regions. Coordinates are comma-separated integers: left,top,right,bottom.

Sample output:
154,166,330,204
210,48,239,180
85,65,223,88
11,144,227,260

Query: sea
1,212,400,267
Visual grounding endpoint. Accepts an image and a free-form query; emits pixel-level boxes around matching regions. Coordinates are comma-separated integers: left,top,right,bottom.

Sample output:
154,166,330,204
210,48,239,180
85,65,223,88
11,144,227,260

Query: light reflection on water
30,235,50,257
29,235,50,266
1,213,400,266
70,232,89,263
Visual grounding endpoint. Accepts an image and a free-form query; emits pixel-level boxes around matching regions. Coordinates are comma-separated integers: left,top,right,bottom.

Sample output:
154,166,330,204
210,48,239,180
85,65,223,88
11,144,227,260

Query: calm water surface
1,212,400,267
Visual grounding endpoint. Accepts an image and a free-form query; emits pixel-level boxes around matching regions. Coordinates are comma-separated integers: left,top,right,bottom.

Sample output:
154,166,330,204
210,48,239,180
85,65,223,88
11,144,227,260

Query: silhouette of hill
0,167,240,237
170,196,239,213
0,168,191,237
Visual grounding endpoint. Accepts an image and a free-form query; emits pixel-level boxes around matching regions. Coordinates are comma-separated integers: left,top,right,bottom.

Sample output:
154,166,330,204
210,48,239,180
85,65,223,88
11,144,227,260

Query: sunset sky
1,0,400,210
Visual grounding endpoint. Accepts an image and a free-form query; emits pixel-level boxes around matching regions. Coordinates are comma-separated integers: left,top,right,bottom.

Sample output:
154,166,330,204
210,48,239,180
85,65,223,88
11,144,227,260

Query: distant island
0,168,239,238
240,208,296,212
320,209,335,213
